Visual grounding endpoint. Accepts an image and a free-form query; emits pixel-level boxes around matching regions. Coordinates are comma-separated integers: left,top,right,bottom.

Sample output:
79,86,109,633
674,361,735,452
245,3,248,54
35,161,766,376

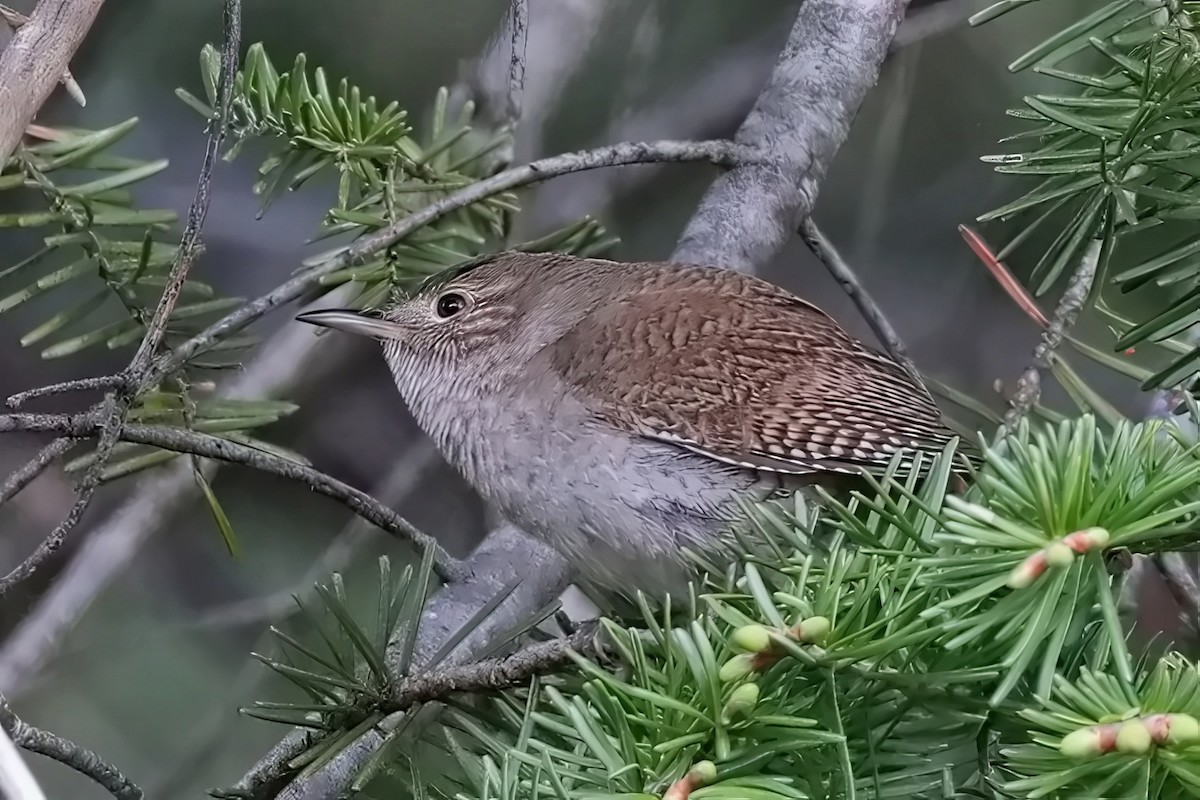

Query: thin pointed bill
295,309,402,340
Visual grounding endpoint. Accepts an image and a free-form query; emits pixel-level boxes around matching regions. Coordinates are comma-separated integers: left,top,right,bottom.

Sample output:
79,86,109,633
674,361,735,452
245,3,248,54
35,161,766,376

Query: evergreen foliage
228,4,1200,798
5,2,1200,799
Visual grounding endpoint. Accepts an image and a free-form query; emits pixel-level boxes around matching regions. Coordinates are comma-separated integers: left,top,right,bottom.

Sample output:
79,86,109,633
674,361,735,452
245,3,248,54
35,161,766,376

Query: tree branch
0,412,467,582
673,0,911,271
1004,238,1101,427
0,298,355,695
0,695,141,799
244,5,914,798
0,0,103,165
798,217,919,382
0,0,241,597
383,623,600,713
0,438,73,507
145,138,743,386
505,0,528,131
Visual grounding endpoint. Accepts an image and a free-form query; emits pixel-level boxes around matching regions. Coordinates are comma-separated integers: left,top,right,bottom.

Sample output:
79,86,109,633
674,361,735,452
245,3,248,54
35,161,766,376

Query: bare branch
0,412,467,582
245,6,914,797
145,138,743,385
1004,238,1101,427
505,0,528,129
0,0,242,597
0,438,73,508
7,375,125,408
0,0,103,165
384,623,600,712
674,0,911,272
0,298,356,695
126,0,240,376
798,217,919,382
0,695,141,799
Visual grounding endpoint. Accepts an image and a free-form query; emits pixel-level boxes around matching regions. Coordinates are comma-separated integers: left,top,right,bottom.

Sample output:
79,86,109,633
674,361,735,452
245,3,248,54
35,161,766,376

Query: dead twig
0,0,241,594
0,412,467,583
0,695,141,799
799,217,920,383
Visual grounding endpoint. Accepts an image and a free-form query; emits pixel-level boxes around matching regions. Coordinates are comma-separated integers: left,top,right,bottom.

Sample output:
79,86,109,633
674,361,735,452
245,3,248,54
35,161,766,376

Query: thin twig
143,138,743,386
382,624,600,713
505,0,529,129
0,0,242,595
6,375,126,408
0,302,351,696
0,438,73,508
126,0,240,377
1004,239,1101,427
0,695,142,799
0,413,467,583
798,217,920,383
0,0,104,165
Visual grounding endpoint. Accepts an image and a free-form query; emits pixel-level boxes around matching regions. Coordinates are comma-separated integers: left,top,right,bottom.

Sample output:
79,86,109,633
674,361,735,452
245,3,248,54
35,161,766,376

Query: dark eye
435,291,469,319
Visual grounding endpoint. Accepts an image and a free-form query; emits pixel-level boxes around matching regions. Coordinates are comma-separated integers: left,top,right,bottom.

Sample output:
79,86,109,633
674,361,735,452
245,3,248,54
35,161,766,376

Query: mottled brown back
546,260,975,477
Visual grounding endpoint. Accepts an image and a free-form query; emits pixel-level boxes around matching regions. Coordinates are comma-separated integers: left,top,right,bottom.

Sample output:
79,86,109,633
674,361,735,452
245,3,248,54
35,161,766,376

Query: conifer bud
719,653,756,683
1167,713,1200,746
1063,527,1110,553
721,683,760,724
1008,551,1048,589
731,624,772,654
794,616,831,644
1044,542,1075,568
1116,719,1152,755
1060,723,1118,759
688,761,717,786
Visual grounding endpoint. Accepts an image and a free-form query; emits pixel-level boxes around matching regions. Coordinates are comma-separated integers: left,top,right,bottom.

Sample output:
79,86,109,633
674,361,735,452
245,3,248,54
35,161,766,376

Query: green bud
1060,728,1102,759
1045,542,1075,568
687,760,717,786
1167,714,1200,747
796,616,831,644
1083,527,1110,549
731,624,772,653
721,682,760,724
718,653,756,683
1116,720,1152,755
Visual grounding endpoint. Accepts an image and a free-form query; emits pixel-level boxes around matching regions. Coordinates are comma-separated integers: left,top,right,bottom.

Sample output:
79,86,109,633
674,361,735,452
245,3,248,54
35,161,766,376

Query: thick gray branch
673,0,911,271
0,0,103,165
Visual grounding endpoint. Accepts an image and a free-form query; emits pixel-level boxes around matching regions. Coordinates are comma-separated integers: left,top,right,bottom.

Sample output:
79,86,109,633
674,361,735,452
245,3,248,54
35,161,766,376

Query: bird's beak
295,309,402,340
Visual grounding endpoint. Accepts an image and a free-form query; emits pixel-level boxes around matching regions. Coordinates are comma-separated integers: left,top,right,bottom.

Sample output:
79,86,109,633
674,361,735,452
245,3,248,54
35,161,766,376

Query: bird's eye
435,291,469,319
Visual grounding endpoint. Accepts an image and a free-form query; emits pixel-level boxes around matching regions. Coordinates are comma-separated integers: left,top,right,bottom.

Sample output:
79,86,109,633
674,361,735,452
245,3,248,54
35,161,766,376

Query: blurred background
0,0,1183,796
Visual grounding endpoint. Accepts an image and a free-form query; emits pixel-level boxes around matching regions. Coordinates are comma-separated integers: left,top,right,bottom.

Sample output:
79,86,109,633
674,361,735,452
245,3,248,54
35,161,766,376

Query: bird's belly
477,420,777,594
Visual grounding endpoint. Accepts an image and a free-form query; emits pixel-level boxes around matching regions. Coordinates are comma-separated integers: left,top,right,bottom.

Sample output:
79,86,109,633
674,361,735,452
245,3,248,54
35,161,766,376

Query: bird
297,251,977,595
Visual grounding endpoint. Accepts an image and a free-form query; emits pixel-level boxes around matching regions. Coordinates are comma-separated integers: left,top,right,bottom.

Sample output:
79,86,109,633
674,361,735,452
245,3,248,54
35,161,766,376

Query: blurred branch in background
0,0,100,163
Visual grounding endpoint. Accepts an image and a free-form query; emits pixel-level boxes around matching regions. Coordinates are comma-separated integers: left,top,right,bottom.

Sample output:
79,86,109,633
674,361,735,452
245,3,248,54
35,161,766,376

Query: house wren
297,252,974,593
